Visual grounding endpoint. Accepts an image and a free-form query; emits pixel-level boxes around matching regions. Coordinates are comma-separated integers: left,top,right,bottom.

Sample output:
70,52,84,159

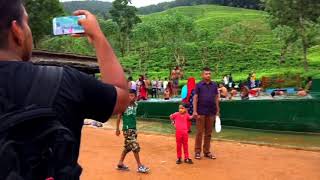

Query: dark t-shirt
195,81,218,116
0,61,117,161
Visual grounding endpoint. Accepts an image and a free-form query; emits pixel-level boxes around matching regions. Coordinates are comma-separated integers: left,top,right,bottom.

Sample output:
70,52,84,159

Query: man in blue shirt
193,67,220,160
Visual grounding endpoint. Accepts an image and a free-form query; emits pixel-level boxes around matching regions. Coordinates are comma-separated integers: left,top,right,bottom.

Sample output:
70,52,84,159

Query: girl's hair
180,103,188,108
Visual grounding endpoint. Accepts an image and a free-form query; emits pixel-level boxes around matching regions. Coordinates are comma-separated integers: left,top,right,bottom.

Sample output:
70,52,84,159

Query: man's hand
73,10,104,43
193,111,199,119
116,129,121,136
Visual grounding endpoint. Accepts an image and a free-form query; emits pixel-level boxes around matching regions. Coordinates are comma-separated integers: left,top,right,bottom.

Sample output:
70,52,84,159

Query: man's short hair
202,67,211,72
0,0,24,49
129,89,137,95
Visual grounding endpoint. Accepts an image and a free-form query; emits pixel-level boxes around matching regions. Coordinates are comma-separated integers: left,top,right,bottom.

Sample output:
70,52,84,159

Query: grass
100,118,320,151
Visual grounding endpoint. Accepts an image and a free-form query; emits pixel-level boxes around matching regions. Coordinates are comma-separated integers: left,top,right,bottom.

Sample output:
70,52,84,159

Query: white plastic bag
215,116,222,133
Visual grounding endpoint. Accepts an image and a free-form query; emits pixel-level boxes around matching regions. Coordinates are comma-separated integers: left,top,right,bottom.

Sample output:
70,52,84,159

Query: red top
170,112,192,132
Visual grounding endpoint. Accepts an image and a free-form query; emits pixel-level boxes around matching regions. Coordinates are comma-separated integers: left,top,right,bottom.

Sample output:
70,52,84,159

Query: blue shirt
195,81,218,115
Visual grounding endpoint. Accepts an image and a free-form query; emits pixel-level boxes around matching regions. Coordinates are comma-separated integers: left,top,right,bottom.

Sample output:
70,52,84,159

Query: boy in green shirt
116,89,150,173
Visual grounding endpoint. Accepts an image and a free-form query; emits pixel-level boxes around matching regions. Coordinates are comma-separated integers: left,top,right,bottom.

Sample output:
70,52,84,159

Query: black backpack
0,66,82,180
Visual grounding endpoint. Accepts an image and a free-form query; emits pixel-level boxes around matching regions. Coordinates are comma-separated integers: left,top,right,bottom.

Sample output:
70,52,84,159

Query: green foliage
110,0,141,56
272,26,298,64
265,0,320,70
25,0,65,47
62,1,112,18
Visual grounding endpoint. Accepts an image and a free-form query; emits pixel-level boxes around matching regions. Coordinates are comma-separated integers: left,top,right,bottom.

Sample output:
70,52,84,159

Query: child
170,104,193,164
116,89,150,173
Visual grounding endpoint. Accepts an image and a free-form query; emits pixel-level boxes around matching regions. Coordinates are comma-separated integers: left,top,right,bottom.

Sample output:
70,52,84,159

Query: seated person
229,88,238,100
249,88,263,97
297,88,308,97
164,88,171,100
296,77,312,97
271,90,285,98
241,86,250,100
218,83,228,98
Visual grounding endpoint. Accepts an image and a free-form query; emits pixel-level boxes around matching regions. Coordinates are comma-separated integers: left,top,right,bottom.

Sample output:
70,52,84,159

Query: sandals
176,158,182,164
204,152,216,159
184,158,193,164
117,164,129,171
195,153,201,160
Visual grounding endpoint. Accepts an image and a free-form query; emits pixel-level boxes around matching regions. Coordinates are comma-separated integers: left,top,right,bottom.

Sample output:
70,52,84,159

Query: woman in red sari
182,77,196,133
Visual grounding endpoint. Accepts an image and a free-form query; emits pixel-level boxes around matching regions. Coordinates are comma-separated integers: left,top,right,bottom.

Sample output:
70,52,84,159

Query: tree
195,29,211,67
132,23,158,73
25,0,65,47
266,0,320,70
272,26,298,64
152,14,195,69
98,19,120,54
110,0,141,57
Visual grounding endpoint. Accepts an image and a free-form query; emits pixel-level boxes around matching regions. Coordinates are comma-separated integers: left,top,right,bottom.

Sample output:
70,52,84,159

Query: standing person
223,75,229,86
128,76,136,91
247,73,252,88
163,78,169,90
193,67,220,160
151,79,158,98
171,66,182,97
0,4,129,179
136,75,143,98
182,77,196,133
144,75,151,98
157,78,163,96
170,104,193,164
128,77,132,90
167,81,174,98
138,81,148,101
116,89,150,173
228,73,233,88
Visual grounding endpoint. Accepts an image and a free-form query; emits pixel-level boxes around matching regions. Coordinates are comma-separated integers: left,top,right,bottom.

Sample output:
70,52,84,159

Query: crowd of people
218,74,313,100
127,66,184,101
128,71,313,102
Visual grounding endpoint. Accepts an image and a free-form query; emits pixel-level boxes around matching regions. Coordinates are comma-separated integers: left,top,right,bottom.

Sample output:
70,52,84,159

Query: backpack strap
25,66,63,106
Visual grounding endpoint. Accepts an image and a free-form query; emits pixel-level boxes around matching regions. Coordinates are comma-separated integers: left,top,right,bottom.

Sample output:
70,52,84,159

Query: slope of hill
62,1,112,16
138,0,263,15
121,5,309,79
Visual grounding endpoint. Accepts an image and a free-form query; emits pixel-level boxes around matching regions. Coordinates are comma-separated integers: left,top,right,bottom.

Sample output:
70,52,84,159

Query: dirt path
79,127,320,180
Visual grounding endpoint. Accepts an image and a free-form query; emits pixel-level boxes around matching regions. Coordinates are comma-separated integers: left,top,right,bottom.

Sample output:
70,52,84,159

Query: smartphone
52,15,86,35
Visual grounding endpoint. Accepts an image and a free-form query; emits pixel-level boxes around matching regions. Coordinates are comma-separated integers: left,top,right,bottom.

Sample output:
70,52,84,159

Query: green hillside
62,1,112,17
121,5,312,79
39,5,320,81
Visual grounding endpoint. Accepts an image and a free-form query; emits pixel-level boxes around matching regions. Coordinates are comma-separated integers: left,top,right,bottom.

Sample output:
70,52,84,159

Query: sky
60,0,175,7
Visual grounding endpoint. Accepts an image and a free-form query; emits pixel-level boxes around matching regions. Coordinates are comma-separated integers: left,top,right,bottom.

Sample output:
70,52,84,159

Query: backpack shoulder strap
25,66,63,107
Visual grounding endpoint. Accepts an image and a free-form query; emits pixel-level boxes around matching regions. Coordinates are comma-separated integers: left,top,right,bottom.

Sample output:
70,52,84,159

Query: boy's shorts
123,129,140,153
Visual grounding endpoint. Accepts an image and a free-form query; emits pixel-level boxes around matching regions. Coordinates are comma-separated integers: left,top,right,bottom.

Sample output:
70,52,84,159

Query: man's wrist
92,32,107,46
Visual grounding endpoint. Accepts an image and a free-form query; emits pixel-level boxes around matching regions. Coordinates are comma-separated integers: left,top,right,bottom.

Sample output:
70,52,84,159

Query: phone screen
52,15,85,35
